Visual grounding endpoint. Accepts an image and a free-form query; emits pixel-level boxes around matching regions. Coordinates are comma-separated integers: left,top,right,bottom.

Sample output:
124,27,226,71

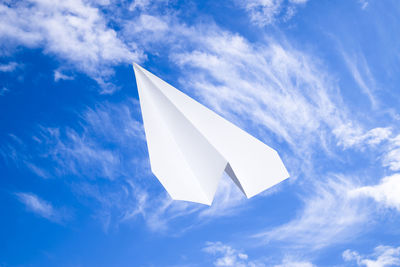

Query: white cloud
254,176,370,250
203,241,262,267
0,100,145,180
133,14,169,32
243,0,283,26
384,148,400,171
333,125,392,149
15,192,67,223
273,259,315,267
343,245,400,266
383,135,400,171
122,14,171,51
129,0,151,11
332,126,400,173
0,0,143,92
203,241,315,267
128,0,167,11
350,173,400,211
0,61,18,72
54,70,74,82
236,0,308,26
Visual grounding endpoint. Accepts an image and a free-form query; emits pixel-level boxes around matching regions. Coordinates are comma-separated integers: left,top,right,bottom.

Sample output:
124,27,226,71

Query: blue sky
1,0,400,266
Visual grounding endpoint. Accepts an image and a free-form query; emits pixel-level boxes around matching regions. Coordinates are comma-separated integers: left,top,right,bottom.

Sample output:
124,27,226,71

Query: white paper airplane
133,63,289,205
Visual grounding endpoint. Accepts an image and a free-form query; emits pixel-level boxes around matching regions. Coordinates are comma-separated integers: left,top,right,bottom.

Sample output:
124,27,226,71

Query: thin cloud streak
15,192,68,223
254,176,371,251
341,50,378,108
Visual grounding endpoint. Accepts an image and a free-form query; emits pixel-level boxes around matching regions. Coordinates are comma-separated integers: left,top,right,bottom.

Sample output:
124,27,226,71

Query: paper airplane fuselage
133,64,289,205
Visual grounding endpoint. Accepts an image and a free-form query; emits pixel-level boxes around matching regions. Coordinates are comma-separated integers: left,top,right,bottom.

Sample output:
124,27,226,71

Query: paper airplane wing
133,64,289,205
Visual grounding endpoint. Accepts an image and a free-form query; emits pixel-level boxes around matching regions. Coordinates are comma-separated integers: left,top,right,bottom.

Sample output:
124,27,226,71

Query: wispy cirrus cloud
1,99,145,183
4,97,248,232
30,100,145,180
15,192,68,223
172,38,348,148
340,50,378,108
254,176,371,250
